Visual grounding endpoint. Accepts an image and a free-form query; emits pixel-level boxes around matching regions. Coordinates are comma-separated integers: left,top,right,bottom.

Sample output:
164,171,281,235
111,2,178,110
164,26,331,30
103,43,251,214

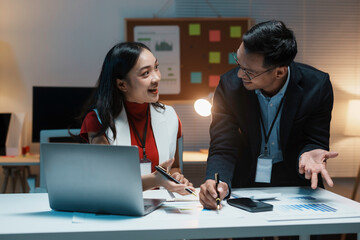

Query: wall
175,0,360,177
1,0,360,178
0,0,176,154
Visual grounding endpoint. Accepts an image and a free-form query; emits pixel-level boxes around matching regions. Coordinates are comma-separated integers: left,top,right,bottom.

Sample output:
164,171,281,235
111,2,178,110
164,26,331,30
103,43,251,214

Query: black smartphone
227,197,273,212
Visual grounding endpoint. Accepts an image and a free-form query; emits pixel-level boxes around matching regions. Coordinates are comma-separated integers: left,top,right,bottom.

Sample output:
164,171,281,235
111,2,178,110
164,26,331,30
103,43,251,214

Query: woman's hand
170,172,192,187
154,158,195,195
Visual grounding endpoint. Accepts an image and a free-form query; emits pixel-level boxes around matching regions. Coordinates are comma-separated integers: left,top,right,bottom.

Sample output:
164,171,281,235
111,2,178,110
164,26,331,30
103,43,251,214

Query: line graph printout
134,26,180,94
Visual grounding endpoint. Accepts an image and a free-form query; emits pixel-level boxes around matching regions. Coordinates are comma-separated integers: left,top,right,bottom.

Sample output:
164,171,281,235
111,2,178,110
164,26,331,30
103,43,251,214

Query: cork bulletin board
126,18,251,101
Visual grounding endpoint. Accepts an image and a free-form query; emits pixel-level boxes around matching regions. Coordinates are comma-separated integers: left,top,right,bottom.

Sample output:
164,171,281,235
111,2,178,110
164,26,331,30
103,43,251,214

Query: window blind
175,0,360,177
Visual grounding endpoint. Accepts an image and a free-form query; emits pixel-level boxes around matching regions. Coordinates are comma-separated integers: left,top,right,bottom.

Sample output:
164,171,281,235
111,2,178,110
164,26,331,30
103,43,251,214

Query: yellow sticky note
209,52,221,64
230,26,242,38
189,24,201,36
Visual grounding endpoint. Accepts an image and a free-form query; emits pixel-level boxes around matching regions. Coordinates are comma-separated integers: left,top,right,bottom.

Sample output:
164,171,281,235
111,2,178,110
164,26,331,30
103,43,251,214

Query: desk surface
0,154,40,166
183,151,208,163
0,187,359,240
0,152,205,165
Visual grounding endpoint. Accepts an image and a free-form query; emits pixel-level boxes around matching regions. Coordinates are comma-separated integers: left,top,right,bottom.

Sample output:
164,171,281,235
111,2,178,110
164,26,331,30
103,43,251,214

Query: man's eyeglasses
231,52,274,80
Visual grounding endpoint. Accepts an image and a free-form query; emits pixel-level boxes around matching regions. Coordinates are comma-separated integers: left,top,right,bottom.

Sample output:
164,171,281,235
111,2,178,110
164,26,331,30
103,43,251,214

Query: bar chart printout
264,195,360,221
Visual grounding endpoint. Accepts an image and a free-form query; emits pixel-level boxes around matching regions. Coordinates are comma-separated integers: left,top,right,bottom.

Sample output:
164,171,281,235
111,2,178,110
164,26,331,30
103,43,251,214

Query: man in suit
199,20,338,210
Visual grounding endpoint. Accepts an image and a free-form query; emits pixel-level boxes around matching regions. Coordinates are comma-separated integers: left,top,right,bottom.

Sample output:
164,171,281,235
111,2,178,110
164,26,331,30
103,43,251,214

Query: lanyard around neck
259,97,285,155
128,106,150,160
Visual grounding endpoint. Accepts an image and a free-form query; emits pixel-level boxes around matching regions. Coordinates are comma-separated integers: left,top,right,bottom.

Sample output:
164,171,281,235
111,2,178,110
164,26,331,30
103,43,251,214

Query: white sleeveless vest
105,104,178,164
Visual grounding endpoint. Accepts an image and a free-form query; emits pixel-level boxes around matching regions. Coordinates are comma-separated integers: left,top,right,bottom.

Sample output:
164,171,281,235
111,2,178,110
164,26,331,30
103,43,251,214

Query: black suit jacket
206,62,333,189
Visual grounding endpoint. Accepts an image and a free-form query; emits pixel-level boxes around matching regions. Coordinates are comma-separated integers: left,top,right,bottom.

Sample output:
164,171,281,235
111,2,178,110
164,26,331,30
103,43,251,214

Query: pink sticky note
209,75,220,87
209,30,221,42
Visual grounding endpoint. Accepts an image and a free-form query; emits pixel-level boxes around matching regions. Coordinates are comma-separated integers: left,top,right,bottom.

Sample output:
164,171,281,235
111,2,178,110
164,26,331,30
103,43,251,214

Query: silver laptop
41,143,165,216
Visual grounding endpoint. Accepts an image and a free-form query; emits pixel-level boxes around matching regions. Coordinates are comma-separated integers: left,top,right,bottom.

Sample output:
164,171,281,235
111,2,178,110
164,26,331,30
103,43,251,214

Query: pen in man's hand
215,173,221,210
155,165,197,197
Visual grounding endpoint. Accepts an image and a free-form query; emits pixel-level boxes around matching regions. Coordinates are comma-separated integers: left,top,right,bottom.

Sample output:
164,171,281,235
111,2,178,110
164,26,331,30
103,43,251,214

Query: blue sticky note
191,72,202,83
228,53,237,64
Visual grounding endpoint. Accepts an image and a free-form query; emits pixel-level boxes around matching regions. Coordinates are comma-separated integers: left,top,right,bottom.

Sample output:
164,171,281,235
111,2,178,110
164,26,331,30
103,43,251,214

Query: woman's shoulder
163,104,175,112
84,110,98,121
80,110,102,142
151,103,177,117
82,110,101,132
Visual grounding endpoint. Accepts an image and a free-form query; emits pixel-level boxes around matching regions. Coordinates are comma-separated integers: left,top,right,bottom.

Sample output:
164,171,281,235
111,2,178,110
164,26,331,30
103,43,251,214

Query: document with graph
134,25,180,94
263,189,360,221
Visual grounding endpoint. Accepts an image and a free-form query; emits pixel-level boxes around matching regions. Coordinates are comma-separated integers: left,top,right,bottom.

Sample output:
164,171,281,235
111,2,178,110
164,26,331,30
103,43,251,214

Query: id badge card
255,154,273,183
140,158,151,176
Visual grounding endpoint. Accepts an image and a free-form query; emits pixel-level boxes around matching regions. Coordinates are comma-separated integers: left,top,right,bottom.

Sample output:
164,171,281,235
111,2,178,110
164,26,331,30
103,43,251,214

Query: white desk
183,151,208,163
0,155,40,166
0,155,39,193
0,187,359,240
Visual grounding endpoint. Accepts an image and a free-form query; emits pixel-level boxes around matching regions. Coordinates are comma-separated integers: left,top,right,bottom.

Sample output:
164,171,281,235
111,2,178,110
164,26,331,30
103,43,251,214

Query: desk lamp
344,100,360,200
194,93,213,117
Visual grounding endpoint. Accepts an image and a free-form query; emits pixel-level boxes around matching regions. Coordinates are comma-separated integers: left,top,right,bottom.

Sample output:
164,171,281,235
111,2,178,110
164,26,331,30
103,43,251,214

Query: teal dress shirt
255,67,290,164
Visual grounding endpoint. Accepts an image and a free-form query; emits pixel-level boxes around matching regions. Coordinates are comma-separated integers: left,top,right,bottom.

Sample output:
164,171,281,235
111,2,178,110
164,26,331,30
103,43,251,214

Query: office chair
37,129,81,192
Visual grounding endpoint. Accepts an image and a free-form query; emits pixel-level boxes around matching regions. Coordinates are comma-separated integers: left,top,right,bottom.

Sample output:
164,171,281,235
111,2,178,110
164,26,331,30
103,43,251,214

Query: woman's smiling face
117,48,161,103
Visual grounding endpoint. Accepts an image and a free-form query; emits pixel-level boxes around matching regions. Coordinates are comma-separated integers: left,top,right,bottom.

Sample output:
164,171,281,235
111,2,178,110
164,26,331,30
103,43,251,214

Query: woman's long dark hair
80,42,164,141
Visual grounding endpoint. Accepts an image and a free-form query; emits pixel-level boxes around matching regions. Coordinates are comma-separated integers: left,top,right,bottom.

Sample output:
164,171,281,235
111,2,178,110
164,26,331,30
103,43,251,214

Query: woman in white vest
80,42,194,195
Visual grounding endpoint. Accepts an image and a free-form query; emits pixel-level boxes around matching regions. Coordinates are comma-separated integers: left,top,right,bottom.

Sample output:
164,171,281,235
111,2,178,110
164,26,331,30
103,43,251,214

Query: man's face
236,43,277,94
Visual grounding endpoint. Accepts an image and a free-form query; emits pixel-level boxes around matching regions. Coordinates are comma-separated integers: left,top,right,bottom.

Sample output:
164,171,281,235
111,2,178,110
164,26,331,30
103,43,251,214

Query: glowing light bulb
194,99,212,117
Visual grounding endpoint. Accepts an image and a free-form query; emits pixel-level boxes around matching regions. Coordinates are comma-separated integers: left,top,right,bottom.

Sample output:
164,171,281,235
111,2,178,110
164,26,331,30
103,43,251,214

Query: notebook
41,143,165,216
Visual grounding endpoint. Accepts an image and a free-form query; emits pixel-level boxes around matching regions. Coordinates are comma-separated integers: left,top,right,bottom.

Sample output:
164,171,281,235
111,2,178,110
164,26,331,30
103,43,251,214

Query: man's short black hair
243,20,297,68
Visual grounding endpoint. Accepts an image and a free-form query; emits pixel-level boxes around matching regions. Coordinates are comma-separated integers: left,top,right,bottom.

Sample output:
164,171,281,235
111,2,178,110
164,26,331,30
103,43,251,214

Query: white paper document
263,194,360,221
146,201,245,221
134,26,180,95
143,188,200,202
231,190,281,200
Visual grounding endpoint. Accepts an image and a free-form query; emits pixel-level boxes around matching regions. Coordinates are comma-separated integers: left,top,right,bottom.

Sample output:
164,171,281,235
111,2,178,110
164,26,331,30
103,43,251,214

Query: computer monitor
32,86,95,142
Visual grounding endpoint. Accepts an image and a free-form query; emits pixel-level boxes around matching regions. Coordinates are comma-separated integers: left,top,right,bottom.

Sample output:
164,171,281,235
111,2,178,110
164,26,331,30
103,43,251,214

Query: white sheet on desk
69,201,246,224
147,201,245,221
262,194,360,221
143,188,200,202
231,190,281,200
